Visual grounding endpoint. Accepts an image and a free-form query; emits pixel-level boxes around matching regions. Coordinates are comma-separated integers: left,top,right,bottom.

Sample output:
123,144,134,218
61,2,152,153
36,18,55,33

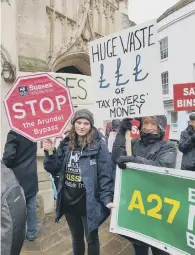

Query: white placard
50,73,93,105
89,20,164,120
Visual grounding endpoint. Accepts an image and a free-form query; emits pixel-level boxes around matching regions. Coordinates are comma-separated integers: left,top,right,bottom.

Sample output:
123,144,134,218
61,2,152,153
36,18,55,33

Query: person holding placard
179,112,195,171
112,115,177,255
43,109,114,255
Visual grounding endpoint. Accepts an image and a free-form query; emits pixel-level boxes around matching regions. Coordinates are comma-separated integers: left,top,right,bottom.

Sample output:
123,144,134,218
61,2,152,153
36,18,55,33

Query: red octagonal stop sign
4,73,74,142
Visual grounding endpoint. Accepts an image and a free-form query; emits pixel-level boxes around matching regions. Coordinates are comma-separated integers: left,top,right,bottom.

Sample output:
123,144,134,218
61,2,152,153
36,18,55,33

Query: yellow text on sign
128,190,180,224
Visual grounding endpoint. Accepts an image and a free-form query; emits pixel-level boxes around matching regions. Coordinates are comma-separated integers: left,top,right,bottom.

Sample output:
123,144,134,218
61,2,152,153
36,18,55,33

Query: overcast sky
128,0,179,24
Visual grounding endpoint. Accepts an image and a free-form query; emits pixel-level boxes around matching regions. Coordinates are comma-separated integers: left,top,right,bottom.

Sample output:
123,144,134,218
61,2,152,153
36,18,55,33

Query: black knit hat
189,112,195,121
71,109,94,126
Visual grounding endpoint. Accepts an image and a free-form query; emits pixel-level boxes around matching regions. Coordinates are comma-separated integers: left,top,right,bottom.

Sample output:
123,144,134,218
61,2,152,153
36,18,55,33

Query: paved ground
21,147,182,255
21,215,135,255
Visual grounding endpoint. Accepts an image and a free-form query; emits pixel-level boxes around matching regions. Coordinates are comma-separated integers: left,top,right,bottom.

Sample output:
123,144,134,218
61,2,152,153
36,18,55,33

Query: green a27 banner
110,163,195,255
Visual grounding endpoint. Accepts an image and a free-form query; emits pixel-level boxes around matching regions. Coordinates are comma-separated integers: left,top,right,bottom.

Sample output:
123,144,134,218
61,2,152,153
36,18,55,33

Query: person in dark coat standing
179,112,195,171
1,161,26,255
43,109,114,255
2,131,38,241
112,115,177,255
107,119,121,153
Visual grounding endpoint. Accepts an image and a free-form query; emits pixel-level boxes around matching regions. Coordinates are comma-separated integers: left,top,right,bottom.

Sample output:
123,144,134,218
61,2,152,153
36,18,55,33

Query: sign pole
125,130,132,156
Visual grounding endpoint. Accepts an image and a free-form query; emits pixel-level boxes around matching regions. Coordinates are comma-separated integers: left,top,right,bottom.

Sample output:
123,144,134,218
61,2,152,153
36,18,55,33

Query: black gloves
119,118,133,136
192,133,195,143
116,156,134,169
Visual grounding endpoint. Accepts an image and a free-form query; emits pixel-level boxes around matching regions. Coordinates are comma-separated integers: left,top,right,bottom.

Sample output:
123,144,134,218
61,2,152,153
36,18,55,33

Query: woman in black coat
112,115,177,255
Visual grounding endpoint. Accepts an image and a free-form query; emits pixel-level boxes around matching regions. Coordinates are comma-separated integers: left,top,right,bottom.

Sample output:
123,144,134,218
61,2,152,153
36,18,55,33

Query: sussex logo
18,86,28,96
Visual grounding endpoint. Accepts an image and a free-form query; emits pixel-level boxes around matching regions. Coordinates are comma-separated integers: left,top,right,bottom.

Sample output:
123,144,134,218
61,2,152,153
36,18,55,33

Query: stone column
1,0,18,156
18,0,49,72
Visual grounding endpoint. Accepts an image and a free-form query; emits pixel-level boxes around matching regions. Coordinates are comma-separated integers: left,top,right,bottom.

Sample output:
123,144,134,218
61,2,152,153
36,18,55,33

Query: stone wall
1,0,18,156
17,0,122,74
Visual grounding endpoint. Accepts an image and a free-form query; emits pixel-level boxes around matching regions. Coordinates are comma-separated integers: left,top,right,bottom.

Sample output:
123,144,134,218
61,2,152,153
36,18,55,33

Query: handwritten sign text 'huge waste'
89,20,164,120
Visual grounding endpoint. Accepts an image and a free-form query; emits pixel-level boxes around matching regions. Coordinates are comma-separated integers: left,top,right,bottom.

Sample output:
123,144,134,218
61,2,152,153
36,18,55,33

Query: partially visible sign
130,119,141,138
164,125,170,140
173,83,195,111
110,164,195,255
50,73,93,105
89,20,164,120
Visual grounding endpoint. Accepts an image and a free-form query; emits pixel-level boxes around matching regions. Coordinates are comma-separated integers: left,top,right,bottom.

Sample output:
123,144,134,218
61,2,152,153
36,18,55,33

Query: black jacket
179,126,195,171
43,129,114,233
112,133,177,169
1,162,26,255
112,133,177,247
2,130,38,198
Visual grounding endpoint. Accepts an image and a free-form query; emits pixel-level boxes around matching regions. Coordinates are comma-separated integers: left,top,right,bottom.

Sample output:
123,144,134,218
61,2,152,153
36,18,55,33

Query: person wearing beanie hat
179,112,195,171
43,109,114,255
112,115,177,255
71,109,94,126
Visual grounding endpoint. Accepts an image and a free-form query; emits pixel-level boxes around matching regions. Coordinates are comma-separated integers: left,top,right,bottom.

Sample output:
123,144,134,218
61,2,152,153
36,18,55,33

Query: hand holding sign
43,138,58,156
43,139,54,151
106,202,115,210
119,118,133,135
119,118,133,156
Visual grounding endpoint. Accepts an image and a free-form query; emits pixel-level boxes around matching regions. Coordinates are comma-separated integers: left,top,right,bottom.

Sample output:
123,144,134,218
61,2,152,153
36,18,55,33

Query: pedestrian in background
2,131,38,241
107,119,121,153
43,109,114,255
179,112,195,171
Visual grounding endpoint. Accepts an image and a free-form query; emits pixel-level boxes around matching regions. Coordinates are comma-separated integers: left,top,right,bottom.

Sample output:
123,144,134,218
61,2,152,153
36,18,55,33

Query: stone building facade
18,0,130,74
1,0,132,214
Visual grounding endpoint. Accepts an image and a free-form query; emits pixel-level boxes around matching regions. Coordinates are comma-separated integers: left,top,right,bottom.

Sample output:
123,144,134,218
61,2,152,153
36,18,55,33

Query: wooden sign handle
125,130,132,156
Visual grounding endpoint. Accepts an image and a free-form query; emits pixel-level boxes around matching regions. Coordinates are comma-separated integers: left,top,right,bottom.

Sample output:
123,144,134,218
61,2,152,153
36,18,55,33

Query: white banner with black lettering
89,20,164,120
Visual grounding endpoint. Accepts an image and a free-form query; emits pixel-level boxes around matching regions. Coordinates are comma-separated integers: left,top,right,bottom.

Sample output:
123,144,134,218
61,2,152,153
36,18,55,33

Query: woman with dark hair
43,109,114,255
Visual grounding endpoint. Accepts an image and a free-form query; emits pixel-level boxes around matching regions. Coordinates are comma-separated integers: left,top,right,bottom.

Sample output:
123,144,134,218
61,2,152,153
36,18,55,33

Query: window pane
171,112,178,123
161,71,169,95
160,37,168,60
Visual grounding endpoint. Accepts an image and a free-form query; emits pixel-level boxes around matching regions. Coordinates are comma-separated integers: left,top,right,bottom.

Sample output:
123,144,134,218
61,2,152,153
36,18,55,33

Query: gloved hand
116,156,134,169
192,133,195,143
119,118,133,136
188,126,194,135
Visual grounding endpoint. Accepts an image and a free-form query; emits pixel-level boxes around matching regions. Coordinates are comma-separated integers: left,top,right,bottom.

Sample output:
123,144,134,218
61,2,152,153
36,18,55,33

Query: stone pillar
1,0,18,156
18,0,50,72
37,156,55,215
